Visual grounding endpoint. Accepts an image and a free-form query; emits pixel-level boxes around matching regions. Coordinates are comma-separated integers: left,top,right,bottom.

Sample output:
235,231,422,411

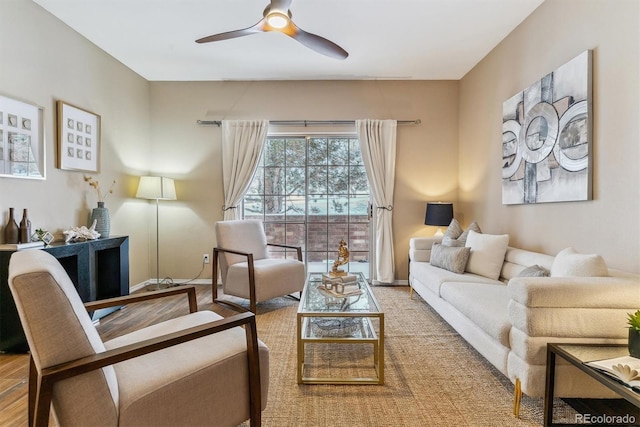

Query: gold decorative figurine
330,239,349,277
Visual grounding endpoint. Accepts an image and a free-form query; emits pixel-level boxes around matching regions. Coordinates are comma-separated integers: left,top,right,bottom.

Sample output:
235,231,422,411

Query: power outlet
203,254,210,264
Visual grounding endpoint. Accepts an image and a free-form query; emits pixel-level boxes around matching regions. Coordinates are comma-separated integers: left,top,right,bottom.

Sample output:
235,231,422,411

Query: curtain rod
196,119,421,127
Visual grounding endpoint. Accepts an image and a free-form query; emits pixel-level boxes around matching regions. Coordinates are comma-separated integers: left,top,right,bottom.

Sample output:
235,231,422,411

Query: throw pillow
443,219,463,240
550,247,608,277
443,220,482,247
430,243,471,274
464,230,510,280
517,265,550,277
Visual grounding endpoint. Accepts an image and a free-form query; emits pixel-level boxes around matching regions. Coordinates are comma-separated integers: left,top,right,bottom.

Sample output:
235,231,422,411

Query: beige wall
0,0,152,286
459,0,640,272
149,80,459,281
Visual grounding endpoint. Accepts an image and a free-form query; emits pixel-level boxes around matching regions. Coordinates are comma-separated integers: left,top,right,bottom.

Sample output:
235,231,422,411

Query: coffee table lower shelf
297,314,384,385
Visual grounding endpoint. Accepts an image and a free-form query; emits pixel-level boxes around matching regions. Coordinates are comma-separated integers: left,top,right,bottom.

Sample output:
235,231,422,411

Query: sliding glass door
242,135,371,279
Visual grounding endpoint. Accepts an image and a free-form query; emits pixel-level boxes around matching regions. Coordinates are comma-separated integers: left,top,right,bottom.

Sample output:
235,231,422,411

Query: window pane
350,165,368,193
247,167,263,195
285,223,305,248
265,196,285,217
329,195,347,219
264,139,284,166
308,166,327,194
328,138,349,165
328,166,348,194
308,195,327,222
349,223,370,251
286,167,305,195
286,196,305,216
349,138,363,165
308,138,327,165
264,167,283,195
286,138,306,166
349,195,369,221
308,223,328,251
244,196,264,218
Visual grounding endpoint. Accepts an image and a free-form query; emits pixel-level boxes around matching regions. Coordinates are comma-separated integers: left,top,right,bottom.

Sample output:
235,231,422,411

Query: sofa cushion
465,230,509,280
430,243,470,274
410,261,502,297
551,247,608,277
442,219,481,247
440,282,511,347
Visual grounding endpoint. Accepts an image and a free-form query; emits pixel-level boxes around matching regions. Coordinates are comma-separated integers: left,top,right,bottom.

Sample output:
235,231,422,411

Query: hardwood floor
0,285,235,427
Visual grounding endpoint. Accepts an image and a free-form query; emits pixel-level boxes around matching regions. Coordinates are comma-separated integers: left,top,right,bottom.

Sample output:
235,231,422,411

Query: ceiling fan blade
269,0,293,14
288,23,349,60
196,19,266,44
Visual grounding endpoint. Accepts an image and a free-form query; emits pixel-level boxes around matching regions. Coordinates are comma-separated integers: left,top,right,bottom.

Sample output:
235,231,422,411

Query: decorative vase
91,202,110,238
4,208,19,244
629,328,640,358
19,208,31,243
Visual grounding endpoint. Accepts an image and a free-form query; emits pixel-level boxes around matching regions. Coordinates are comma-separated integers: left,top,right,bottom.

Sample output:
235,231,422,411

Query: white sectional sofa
408,234,640,407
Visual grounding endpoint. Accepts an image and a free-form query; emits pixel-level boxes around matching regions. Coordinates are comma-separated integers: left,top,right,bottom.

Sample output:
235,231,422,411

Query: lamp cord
162,259,207,288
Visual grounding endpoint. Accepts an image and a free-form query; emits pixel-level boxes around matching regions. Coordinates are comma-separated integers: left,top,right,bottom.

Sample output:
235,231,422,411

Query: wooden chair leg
212,249,219,303
28,355,37,427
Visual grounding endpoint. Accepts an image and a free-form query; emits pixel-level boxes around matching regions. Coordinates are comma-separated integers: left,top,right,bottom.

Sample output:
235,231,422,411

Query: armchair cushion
225,258,306,301
105,311,269,426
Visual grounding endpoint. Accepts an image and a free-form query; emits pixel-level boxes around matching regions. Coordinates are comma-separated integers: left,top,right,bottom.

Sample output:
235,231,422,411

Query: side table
545,343,640,426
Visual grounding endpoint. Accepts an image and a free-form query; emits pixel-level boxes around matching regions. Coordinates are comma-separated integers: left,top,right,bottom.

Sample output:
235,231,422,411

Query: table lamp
136,176,177,290
424,202,453,236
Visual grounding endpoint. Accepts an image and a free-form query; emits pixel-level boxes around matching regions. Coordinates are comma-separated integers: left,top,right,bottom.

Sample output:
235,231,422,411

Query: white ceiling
33,0,544,81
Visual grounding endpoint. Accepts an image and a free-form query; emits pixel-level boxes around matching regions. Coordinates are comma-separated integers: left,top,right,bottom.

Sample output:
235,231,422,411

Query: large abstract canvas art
502,50,592,205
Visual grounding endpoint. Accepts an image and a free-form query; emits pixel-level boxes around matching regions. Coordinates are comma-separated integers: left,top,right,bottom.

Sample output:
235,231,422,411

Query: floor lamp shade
424,202,454,227
136,176,177,200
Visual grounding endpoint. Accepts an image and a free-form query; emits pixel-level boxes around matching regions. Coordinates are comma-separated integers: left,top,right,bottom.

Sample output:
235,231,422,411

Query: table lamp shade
424,202,453,227
136,176,177,200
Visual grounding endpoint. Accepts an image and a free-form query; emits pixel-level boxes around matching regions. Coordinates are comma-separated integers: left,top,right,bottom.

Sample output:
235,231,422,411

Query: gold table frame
296,272,384,385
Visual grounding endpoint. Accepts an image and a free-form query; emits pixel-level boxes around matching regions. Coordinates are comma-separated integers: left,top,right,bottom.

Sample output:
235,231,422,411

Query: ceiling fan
195,0,348,60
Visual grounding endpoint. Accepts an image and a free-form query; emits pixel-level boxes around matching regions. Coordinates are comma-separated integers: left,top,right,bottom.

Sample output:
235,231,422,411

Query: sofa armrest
508,276,640,308
409,236,443,262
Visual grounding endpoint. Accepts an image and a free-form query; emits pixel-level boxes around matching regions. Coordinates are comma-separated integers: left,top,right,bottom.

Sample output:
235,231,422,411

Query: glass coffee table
297,272,384,385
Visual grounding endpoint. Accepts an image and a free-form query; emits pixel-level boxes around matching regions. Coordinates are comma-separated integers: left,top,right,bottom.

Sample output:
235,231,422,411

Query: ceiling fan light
266,12,289,29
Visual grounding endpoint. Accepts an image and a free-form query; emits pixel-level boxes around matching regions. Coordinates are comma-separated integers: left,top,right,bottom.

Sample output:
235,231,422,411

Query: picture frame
0,94,45,179
501,50,592,205
57,101,101,172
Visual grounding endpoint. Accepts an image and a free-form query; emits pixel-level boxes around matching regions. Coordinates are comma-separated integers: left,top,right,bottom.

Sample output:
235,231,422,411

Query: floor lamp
136,176,177,290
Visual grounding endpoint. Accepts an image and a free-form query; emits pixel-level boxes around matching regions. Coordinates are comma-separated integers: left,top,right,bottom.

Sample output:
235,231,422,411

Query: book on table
585,355,640,390
0,241,45,250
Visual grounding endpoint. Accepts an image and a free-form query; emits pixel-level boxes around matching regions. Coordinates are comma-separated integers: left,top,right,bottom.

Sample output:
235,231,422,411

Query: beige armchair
213,219,306,313
8,249,269,427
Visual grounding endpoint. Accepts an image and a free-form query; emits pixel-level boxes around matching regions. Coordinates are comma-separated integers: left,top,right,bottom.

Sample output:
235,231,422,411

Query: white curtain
221,120,269,220
356,119,397,284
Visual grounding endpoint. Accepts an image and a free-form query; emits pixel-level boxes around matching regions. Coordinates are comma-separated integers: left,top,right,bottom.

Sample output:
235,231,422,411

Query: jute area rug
238,285,577,427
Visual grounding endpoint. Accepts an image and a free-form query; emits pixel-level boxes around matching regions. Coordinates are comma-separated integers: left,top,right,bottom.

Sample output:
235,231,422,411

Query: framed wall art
57,101,101,172
502,50,592,205
0,94,45,179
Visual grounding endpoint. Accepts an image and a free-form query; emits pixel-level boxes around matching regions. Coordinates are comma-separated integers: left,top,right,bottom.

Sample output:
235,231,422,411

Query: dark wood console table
0,236,129,353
